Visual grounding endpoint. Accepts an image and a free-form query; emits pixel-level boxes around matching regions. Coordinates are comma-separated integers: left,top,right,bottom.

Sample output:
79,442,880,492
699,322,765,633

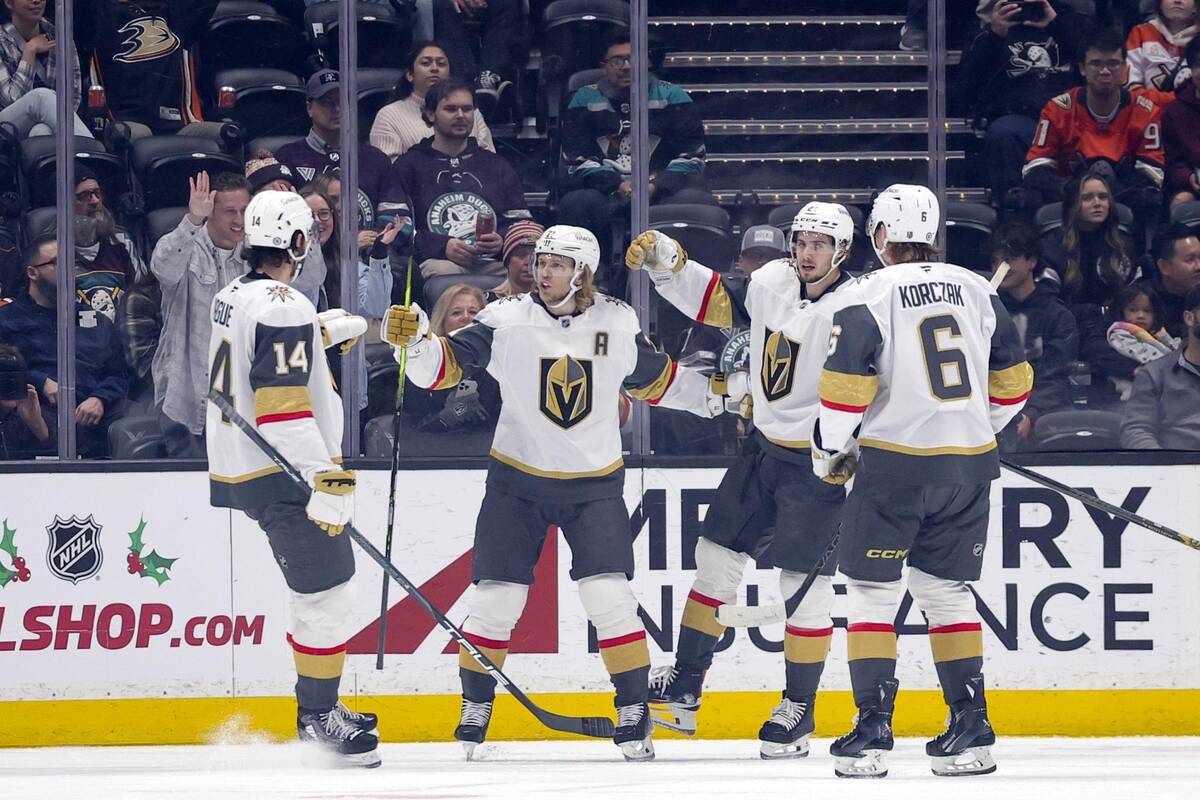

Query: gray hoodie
150,216,326,434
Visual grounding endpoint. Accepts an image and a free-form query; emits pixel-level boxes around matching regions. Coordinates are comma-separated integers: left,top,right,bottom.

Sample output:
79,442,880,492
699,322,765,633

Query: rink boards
0,465,1197,746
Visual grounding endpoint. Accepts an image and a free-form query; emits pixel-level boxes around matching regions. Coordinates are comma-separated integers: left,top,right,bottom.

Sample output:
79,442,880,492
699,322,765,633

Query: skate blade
619,735,656,762
759,737,810,760
647,702,697,736
834,750,888,779
300,745,382,769
931,745,997,777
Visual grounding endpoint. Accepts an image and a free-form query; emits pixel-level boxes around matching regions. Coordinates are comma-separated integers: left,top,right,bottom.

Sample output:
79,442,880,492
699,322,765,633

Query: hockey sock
782,571,834,701
287,582,353,712
290,635,346,711
458,581,529,704
459,634,509,703
907,568,985,707
677,538,747,670
580,573,651,705
845,578,902,708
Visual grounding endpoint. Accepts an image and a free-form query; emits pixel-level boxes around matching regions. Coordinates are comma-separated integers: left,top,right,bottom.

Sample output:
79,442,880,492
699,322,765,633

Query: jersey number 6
918,314,972,401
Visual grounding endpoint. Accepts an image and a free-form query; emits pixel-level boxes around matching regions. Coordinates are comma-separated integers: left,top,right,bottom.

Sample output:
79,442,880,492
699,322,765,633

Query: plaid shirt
0,19,81,111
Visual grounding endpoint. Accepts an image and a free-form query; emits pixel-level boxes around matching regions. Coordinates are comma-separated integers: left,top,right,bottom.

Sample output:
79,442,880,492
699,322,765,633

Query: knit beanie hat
245,154,297,193
502,220,545,263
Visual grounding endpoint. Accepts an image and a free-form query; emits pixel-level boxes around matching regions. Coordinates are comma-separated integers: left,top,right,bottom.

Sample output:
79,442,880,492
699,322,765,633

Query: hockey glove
710,370,753,418
306,468,356,536
318,309,368,355
381,303,429,350
811,422,858,485
624,231,688,287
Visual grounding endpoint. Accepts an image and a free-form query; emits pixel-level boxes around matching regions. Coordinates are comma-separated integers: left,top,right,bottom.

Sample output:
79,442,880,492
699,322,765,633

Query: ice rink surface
1,737,1196,800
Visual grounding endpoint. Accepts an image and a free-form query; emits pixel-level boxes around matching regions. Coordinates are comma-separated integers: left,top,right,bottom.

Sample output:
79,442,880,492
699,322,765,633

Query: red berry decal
17,568,29,582
13,556,25,569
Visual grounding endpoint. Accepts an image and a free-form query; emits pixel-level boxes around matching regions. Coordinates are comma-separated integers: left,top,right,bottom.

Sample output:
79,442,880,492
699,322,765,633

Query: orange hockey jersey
1022,87,1164,187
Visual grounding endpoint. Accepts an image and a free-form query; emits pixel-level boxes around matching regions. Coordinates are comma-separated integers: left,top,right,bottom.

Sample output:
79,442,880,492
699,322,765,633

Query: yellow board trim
818,369,879,407
489,449,624,480
253,385,313,419
989,361,1035,400
860,438,998,457
1,690,1194,745
626,359,675,403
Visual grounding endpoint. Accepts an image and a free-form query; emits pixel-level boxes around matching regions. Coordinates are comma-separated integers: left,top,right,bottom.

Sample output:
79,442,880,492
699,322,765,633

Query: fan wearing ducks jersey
381,225,733,762
624,202,858,760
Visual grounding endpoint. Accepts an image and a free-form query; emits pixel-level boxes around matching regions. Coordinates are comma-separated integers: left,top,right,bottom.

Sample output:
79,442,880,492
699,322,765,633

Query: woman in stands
369,40,494,160
1126,0,1197,104
1042,169,1140,307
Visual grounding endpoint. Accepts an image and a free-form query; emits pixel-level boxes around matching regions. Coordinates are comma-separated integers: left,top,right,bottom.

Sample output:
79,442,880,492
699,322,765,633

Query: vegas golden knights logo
760,328,800,402
539,355,593,429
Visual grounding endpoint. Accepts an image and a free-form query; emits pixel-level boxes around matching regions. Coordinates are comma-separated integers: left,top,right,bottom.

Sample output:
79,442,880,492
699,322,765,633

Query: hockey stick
376,253,415,670
1000,459,1200,551
208,391,617,739
718,261,1015,627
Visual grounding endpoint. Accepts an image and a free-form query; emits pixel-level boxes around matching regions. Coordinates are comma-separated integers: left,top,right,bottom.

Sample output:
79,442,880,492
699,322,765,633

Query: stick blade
538,711,614,739
715,602,785,628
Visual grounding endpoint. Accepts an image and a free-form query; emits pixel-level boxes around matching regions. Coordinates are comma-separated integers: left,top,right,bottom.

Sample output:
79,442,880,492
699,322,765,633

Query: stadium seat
1170,200,1200,229
107,414,166,460
19,136,128,209
131,136,242,212
539,1,630,131
356,68,404,135
212,68,309,140
1032,409,1123,451
422,273,505,309
245,135,302,162
197,1,307,93
304,2,414,69
145,207,188,253
650,204,736,272
21,207,58,245
945,201,996,272
767,202,869,272
1034,201,1135,237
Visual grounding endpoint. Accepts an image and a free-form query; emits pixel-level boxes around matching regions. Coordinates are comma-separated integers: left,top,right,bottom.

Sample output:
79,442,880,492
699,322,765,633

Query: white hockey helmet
791,201,854,268
533,225,601,310
244,190,314,272
866,184,939,265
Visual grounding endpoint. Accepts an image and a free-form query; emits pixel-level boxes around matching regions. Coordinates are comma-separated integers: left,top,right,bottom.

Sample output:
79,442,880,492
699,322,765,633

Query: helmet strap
544,264,585,310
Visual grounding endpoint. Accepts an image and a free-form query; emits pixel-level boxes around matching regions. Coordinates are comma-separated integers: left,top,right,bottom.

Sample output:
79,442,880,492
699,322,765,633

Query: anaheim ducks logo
760,327,800,402
539,355,593,429
115,16,181,64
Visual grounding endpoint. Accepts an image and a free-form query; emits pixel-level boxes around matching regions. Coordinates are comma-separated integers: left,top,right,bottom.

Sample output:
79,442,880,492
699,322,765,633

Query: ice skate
454,698,493,760
757,694,814,760
614,701,654,761
333,701,377,734
830,678,898,778
926,674,997,777
297,708,381,768
647,664,704,735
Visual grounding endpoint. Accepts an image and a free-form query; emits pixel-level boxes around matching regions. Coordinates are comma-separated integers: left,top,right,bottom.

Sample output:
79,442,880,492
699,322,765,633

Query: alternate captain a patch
539,355,593,429
761,328,800,402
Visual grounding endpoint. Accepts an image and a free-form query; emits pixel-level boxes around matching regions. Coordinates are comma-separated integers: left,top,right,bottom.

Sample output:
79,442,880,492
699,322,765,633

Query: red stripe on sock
928,622,983,635
687,590,723,608
463,632,510,650
785,625,834,637
257,410,314,425
286,633,346,656
598,630,646,649
848,622,895,633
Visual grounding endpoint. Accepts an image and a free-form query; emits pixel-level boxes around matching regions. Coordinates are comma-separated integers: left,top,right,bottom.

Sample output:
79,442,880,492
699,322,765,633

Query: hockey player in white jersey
381,225,734,761
206,191,379,767
624,202,857,759
812,185,1033,779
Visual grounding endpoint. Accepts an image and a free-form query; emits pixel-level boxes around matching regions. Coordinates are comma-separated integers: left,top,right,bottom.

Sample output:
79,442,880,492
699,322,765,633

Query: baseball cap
740,224,788,255
306,70,340,100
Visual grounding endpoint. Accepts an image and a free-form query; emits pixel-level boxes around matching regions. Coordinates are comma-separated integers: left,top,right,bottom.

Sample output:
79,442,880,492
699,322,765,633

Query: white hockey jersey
655,257,855,458
403,292,718,502
1126,19,1195,98
817,262,1033,485
207,273,345,510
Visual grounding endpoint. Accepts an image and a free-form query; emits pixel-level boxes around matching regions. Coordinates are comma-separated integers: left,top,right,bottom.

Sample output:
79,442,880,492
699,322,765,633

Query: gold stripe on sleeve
253,385,313,419
431,337,465,390
626,359,675,403
988,362,1034,401
817,369,879,408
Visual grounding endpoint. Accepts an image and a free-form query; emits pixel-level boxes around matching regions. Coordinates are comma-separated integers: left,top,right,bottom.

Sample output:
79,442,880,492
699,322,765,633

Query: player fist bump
625,231,688,284
381,303,429,350
318,309,368,355
307,468,356,536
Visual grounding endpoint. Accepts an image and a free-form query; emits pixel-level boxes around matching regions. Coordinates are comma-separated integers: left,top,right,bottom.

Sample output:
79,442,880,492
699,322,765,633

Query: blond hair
430,283,486,335
573,269,597,312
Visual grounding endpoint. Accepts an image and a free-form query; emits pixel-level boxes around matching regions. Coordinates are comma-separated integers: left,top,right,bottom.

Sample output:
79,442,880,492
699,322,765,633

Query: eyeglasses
75,188,102,201
30,258,57,270
603,54,632,66
1084,59,1124,73
312,209,333,221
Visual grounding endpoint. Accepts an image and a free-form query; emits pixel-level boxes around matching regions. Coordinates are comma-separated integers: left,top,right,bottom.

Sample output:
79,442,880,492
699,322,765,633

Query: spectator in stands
275,70,397,236
1163,37,1200,206
149,172,324,456
385,78,532,279
74,165,145,278
431,282,484,335
958,1,1087,203
488,219,542,299
1042,168,1140,305
558,34,708,292
0,342,54,458
0,235,130,456
1119,285,1200,447
988,221,1078,447
1021,26,1165,216
300,184,397,316
737,225,789,275
244,152,298,195
432,0,522,120
1078,282,1178,401
75,1,225,141
369,40,494,160
1126,0,1196,104
1147,222,1200,335
0,222,19,297
0,0,92,138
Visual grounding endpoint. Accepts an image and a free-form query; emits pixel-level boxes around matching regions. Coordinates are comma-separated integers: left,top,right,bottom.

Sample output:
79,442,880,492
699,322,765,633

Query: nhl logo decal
46,515,104,584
